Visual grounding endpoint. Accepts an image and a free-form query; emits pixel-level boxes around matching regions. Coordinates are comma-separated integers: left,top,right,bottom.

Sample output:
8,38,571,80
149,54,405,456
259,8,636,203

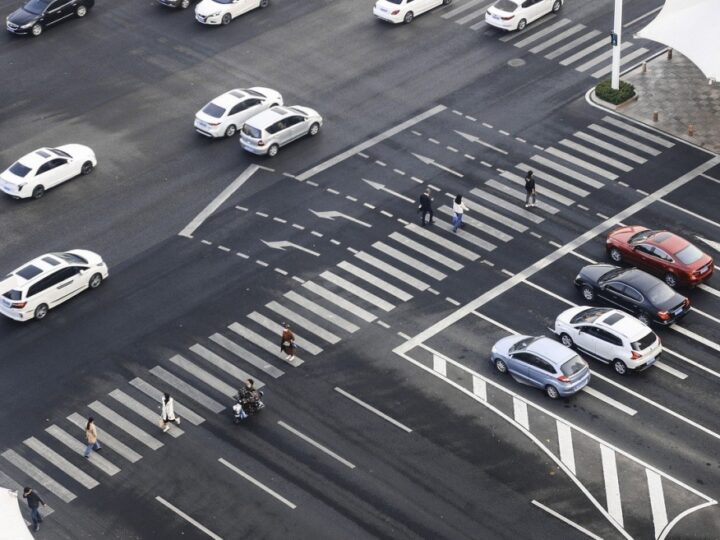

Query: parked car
485,0,561,31
490,335,590,399
6,0,94,36
574,264,690,326
195,0,267,26
194,87,283,138
240,105,322,157
554,306,661,375
0,250,108,321
606,226,714,288
0,145,96,200
373,0,452,24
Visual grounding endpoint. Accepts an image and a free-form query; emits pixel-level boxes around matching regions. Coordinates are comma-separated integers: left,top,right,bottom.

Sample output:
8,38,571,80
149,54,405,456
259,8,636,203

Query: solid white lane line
522,279,575,306
179,165,260,238
433,354,447,376
437,206,514,242
0,468,54,516
302,281,377,322
277,421,356,469
284,291,360,333
659,501,718,540
587,124,660,155
168,355,238,398
646,469,668,538
600,445,624,527
297,105,446,180
546,147,618,180
150,366,226,412
2,449,76,503
653,361,688,380
130,377,206,425
516,162,591,197
389,232,464,270
603,116,674,148
337,261,412,302
530,155,605,189
556,421,576,475
545,30,601,60
405,223,480,260
109,389,184,438
225,323,303,367
690,306,720,325
334,387,412,433
218,459,296,509
266,301,340,344
670,325,720,353
582,387,637,416
572,132,646,164
698,283,720,298
513,398,529,429
373,241,447,280
515,18,572,48
485,178,560,213
499,171,574,206
529,23,584,53
623,5,662,27
46,425,121,476
321,270,396,311
355,251,430,290
472,376,487,400
88,401,163,450
558,139,633,172
24,437,99,489
469,189,544,223
67,412,142,463
156,496,224,539
531,500,603,540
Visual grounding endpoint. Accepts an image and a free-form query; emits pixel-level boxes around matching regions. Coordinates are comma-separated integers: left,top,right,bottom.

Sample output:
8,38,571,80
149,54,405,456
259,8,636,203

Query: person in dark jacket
524,170,536,208
23,486,46,532
418,189,434,226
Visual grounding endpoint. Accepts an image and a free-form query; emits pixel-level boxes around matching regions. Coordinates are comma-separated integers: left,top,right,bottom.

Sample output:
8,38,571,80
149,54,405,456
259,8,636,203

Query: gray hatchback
490,335,590,399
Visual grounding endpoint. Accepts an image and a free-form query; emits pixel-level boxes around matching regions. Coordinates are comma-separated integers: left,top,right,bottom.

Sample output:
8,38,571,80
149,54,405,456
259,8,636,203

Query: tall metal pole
611,0,623,90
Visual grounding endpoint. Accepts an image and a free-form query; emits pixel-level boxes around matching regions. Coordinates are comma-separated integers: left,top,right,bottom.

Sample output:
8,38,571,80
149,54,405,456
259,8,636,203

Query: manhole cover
508,58,526,67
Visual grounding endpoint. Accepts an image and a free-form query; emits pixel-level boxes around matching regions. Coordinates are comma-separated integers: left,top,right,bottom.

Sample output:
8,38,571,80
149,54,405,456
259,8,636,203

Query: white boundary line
277,421,356,469
334,387,412,433
218,458,296,509
179,164,261,238
623,6,662,28
155,496,223,539
531,500,603,539
658,501,717,540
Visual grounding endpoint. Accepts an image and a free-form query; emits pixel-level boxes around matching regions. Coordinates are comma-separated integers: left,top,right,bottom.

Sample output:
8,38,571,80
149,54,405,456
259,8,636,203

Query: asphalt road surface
1,0,720,538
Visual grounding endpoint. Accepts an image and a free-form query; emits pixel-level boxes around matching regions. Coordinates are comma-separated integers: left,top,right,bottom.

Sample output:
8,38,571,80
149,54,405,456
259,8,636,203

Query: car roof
647,231,687,254
212,91,248,109
245,107,293,129
10,253,67,286
613,268,661,290
596,310,647,340
526,337,577,365
15,148,54,169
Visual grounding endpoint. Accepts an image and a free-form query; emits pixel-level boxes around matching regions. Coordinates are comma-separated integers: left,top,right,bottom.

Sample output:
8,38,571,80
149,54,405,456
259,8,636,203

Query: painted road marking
576,41,631,72
592,47,649,79
89,401,163,450
455,3,492,24
647,469,668,538
442,0,485,19
546,147,618,180
469,188,544,223
389,232,464,270
530,155,605,189
653,361,688,380
355,251,430,290
670,324,720,353
211,331,287,376
572,132,646,164
156,496,223,539
559,139,633,172
226,323,304,366
600,445,623,526
602,116,674,148
556,421,576,475
529,23,584,54
531,500,603,540
109,389,184,438
284,291,360,333
45,425,120,476
373,241,447,280
321,270,395,311
499,171,575,206
67,412,142,463
277,421,356,469
587,124,660,155
624,5,662,27
514,18,571,48
698,283,720,298
432,218,498,252
24,437,99,489
334,387,412,432
560,38,607,66
545,29,601,60
302,281,376,322
485,178,560,213
190,343,268,387
582,386,637,416
405,223,480,260
689,306,720,326
130,377,206,425
337,261,412,302
2,449,76,503
167,355,237,398
472,376,487,400
433,354,447,376
437,205,513,242
266,300,340,344
0,468,54,516
513,398,529,429
218,458,296,509
150,366,225,413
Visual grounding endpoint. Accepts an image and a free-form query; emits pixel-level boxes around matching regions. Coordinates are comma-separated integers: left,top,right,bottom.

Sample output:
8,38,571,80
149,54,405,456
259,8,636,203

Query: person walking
452,194,469,233
83,417,101,458
23,487,46,532
280,323,296,362
524,170,536,208
418,189,434,226
160,393,181,433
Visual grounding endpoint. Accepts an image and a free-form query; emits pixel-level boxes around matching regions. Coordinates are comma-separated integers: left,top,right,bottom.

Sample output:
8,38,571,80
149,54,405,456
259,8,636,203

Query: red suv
606,226,714,288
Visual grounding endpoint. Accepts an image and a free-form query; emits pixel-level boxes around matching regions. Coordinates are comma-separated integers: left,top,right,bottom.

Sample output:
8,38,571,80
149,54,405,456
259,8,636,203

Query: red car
606,226,714,288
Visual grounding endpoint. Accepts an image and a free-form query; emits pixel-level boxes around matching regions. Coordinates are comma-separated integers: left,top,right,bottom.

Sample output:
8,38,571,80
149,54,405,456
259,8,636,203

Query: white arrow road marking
696,236,720,253
362,178,414,202
261,240,320,257
412,153,464,178
309,209,371,227
454,131,509,155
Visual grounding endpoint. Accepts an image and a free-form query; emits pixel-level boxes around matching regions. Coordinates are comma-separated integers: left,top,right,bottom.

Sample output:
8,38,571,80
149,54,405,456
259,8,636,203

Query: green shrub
595,80,636,105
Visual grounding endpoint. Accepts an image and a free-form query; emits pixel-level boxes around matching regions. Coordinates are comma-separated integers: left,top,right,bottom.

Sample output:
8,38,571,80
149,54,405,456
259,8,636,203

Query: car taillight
391,9,399,14
683,298,690,307
10,302,26,309
631,351,641,359
557,375,570,383
208,122,220,127
658,311,670,321
501,15,515,20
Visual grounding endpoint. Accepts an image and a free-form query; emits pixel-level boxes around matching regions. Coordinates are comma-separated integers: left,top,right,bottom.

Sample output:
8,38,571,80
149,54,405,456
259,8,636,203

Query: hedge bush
595,80,636,105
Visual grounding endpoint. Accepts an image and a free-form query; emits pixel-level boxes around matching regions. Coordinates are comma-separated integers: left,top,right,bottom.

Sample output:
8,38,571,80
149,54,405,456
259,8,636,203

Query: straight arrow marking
412,153,464,178
309,210,372,228
454,131,509,155
261,240,320,257
362,179,414,203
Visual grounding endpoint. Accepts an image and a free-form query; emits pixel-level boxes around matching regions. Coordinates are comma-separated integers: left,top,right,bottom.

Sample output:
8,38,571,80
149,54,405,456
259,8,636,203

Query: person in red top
280,323,296,362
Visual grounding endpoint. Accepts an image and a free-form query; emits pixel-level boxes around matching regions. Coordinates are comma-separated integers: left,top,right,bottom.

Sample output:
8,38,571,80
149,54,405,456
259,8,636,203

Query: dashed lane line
156,496,223,539
334,388,412,433
531,500,603,540
219,458,296,509
277,421,355,469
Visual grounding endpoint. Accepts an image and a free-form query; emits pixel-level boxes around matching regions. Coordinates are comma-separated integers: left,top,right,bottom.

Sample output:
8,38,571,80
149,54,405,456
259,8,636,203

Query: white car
373,0,452,24
240,105,322,157
485,0,561,31
195,0,268,25
0,250,109,322
554,306,661,375
194,87,283,138
0,145,96,200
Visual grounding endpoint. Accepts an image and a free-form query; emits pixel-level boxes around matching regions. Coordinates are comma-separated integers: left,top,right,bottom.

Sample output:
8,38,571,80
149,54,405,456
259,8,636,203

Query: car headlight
210,11,221,16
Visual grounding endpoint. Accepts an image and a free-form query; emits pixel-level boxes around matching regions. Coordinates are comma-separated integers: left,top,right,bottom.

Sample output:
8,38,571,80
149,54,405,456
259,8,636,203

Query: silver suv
240,105,322,157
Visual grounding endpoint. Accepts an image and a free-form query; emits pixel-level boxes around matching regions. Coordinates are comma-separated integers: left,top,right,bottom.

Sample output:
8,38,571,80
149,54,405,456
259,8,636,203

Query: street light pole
611,0,623,90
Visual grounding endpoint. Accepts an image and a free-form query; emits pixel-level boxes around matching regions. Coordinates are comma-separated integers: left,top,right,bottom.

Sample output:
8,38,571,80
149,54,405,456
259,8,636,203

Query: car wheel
81,161,94,175
581,284,595,302
560,333,574,348
404,11,414,23
612,359,628,376
32,185,45,199
180,0,190,7
664,272,678,288
517,18,527,31
31,23,42,36
221,13,231,24
494,358,508,374
551,0,561,13
545,385,560,399
34,304,49,320
308,123,320,136
609,248,622,263
267,144,279,157
259,0,269,7
638,312,651,325
224,125,237,137
88,273,103,289
75,4,87,16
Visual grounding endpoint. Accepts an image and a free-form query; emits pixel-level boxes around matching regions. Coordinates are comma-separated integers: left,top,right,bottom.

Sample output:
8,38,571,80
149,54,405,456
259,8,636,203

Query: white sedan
195,0,268,25
0,145,97,200
486,0,561,31
194,87,283,138
373,0,452,24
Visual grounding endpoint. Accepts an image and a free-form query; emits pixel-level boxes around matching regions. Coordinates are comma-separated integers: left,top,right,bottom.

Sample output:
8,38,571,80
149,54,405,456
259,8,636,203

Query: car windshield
8,162,32,177
242,124,262,138
51,148,71,159
647,282,676,304
494,0,517,11
598,267,627,284
22,0,47,14
629,229,658,244
631,331,657,351
675,244,704,265
52,252,88,264
561,356,586,376
509,336,541,353
570,307,610,324
212,0,234,4
384,0,402,4
202,103,226,118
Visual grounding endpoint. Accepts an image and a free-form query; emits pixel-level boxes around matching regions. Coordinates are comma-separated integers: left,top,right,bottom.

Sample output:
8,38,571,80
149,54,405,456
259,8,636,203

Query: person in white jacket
160,393,181,433
452,194,469,233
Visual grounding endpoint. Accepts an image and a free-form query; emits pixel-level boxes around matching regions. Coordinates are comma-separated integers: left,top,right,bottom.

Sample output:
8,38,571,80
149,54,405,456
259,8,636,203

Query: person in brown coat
83,417,101,458
280,323,296,361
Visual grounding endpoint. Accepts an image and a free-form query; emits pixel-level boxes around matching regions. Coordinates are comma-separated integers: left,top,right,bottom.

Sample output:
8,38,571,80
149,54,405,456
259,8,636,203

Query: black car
6,0,94,37
574,264,690,326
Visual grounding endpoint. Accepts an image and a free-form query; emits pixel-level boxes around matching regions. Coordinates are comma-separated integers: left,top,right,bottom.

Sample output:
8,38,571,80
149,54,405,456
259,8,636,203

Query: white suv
553,306,661,375
0,250,108,322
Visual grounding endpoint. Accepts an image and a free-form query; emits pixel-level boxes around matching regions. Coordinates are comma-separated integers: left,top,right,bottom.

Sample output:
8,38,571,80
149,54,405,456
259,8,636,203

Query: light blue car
490,335,590,399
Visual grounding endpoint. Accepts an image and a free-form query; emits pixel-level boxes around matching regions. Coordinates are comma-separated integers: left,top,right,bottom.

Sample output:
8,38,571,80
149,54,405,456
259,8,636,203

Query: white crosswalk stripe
516,162,591,197
302,281,377,322
559,38,607,66
575,41,631,72
2,449,76,503
0,468,55,515
109,389,184,438
601,445,624,527
389,232,465,270
337,261,412,301
485,178,560,213
469,188,545,223
592,47,649,78
405,223,481,260
442,0,486,18
149,366,225,412
545,147,618,180
266,300,341,344
529,23,584,53
67,412,142,463
247,311,324,355
500,170,575,205
372,241,447,280
321,270,397,311
209,332,286,377
433,217,502,251
602,116,674,148
572,132,647,164
531,155,604,189
455,3,492,24
88,401,163,450
355,251,431,290
284,290,360,333
545,29,600,59
558,139,634,172
227,322,307,364
129,377,206,425
587,124,660,155
499,12,557,42
167,355,239,398
514,18,571,48
436,206,513,242
23,437,99,489
45,425,121,476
